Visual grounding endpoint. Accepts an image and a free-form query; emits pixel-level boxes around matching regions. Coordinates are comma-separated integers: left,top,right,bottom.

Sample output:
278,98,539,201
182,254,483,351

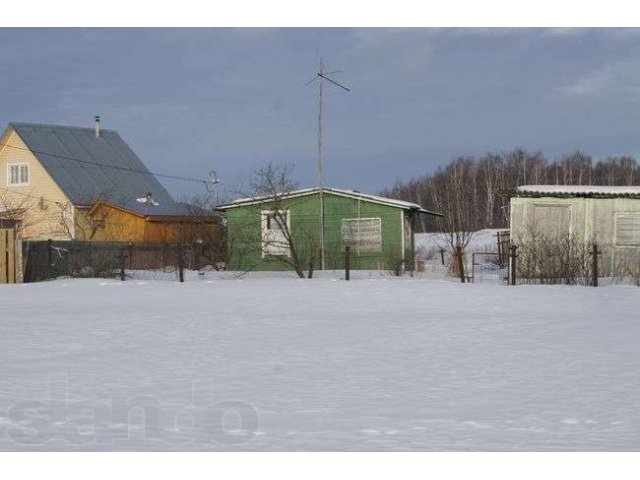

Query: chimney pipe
94,115,101,138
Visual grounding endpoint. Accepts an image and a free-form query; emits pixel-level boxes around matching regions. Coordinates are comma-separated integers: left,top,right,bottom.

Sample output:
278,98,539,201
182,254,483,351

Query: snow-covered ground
1,274,639,451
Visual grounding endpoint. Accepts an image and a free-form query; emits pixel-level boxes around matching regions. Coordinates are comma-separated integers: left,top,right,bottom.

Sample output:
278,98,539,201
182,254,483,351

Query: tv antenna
305,60,350,270
136,192,159,207
136,192,159,216
205,169,221,205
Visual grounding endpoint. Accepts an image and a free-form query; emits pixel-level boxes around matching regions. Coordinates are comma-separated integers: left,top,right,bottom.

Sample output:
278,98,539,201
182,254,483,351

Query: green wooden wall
223,191,409,271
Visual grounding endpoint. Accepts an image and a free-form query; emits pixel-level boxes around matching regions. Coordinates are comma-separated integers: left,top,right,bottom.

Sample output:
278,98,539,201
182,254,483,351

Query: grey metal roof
217,187,442,216
9,122,184,216
502,185,640,199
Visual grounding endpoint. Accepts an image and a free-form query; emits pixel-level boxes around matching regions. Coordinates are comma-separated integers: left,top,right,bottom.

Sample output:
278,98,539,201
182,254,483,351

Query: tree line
380,149,640,233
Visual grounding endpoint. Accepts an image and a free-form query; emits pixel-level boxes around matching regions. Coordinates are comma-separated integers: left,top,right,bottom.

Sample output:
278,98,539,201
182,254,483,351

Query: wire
0,187,224,234
0,141,421,211
1,184,426,221
0,185,70,206
0,141,211,185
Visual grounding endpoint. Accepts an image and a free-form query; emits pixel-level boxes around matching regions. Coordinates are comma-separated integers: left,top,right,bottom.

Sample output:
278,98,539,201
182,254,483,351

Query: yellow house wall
87,204,149,242
0,128,74,240
87,203,201,243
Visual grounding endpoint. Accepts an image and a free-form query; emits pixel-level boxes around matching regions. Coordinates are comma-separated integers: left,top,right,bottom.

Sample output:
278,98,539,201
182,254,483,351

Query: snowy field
1,273,640,451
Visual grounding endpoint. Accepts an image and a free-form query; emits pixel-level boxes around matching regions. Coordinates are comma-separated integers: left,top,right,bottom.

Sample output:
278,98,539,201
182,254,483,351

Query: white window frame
7,163,30,186
614,212,640,247
261,209,291,257
341,217,383,254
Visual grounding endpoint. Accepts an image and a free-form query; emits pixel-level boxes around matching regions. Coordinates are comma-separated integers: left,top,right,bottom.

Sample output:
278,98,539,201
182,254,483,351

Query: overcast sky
1,28,640,200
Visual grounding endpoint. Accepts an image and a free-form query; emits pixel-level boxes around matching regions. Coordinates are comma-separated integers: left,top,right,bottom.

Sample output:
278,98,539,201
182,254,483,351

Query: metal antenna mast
305,60,350,270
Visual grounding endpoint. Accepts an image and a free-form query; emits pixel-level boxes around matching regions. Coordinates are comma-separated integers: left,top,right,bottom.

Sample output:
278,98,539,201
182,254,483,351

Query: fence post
471,252,476,283
308,259,314,279
47,239,53,280
128,242,134,269
439,248,446,266
509,245,518,286
177,242,185,283
591,243,600,287
196,239,204,270
456,246,466,283
120,248,126,281
345,246,351,281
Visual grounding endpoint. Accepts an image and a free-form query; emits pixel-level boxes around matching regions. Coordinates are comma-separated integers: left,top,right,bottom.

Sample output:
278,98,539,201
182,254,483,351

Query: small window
615,213,640,246
7,163,29,186
342,218,382,253
261,210,290,257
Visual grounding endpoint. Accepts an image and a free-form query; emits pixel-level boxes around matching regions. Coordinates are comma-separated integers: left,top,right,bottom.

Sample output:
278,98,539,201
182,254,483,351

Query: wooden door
0,228,16,284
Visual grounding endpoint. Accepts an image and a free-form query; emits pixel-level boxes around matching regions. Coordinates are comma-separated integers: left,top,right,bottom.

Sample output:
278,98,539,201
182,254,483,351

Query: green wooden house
217,187,441,272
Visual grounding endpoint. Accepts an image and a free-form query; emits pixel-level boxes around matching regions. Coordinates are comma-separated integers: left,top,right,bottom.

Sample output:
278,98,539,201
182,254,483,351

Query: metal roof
217,187,442,216
8,122,184,216
506,185,640,199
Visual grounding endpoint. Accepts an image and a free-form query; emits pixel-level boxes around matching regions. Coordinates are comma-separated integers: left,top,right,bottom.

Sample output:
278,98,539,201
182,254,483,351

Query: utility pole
306,60,350,270
318,61,325,270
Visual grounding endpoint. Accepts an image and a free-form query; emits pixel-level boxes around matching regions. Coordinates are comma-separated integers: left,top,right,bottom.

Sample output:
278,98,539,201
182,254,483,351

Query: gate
496,230,510,265
471,251,508,284
0,228,17,284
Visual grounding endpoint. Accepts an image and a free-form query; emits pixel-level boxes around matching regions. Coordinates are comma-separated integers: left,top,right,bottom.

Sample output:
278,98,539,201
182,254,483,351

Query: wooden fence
0,228,17,284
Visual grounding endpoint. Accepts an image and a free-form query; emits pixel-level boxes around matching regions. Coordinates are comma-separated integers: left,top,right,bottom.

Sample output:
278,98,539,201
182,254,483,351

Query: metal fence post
509,245,518,286
591,243,600,287
196,240,204,270
120,248,126,281
46,239,54,280
345,246,351,281
178,242,185,283
128,242,134,269
308,259,314,279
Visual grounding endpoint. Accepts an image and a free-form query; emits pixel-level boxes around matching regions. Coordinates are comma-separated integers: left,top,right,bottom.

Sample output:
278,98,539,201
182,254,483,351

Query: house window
261,210,290,256
341,218,382,253
7,163,29,186
615,213,640,246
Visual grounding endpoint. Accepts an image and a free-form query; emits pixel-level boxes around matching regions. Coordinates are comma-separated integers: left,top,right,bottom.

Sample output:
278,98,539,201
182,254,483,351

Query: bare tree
427,158,485,282
381,148,640,232
429,157,481,253
177,193,226,269
231,162,317,278
615,250,640,287
57,203,110,240
514,227,592,285
0,190,61,239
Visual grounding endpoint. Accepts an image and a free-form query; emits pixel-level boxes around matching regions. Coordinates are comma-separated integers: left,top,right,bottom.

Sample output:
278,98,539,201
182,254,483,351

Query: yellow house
0,121,220,245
